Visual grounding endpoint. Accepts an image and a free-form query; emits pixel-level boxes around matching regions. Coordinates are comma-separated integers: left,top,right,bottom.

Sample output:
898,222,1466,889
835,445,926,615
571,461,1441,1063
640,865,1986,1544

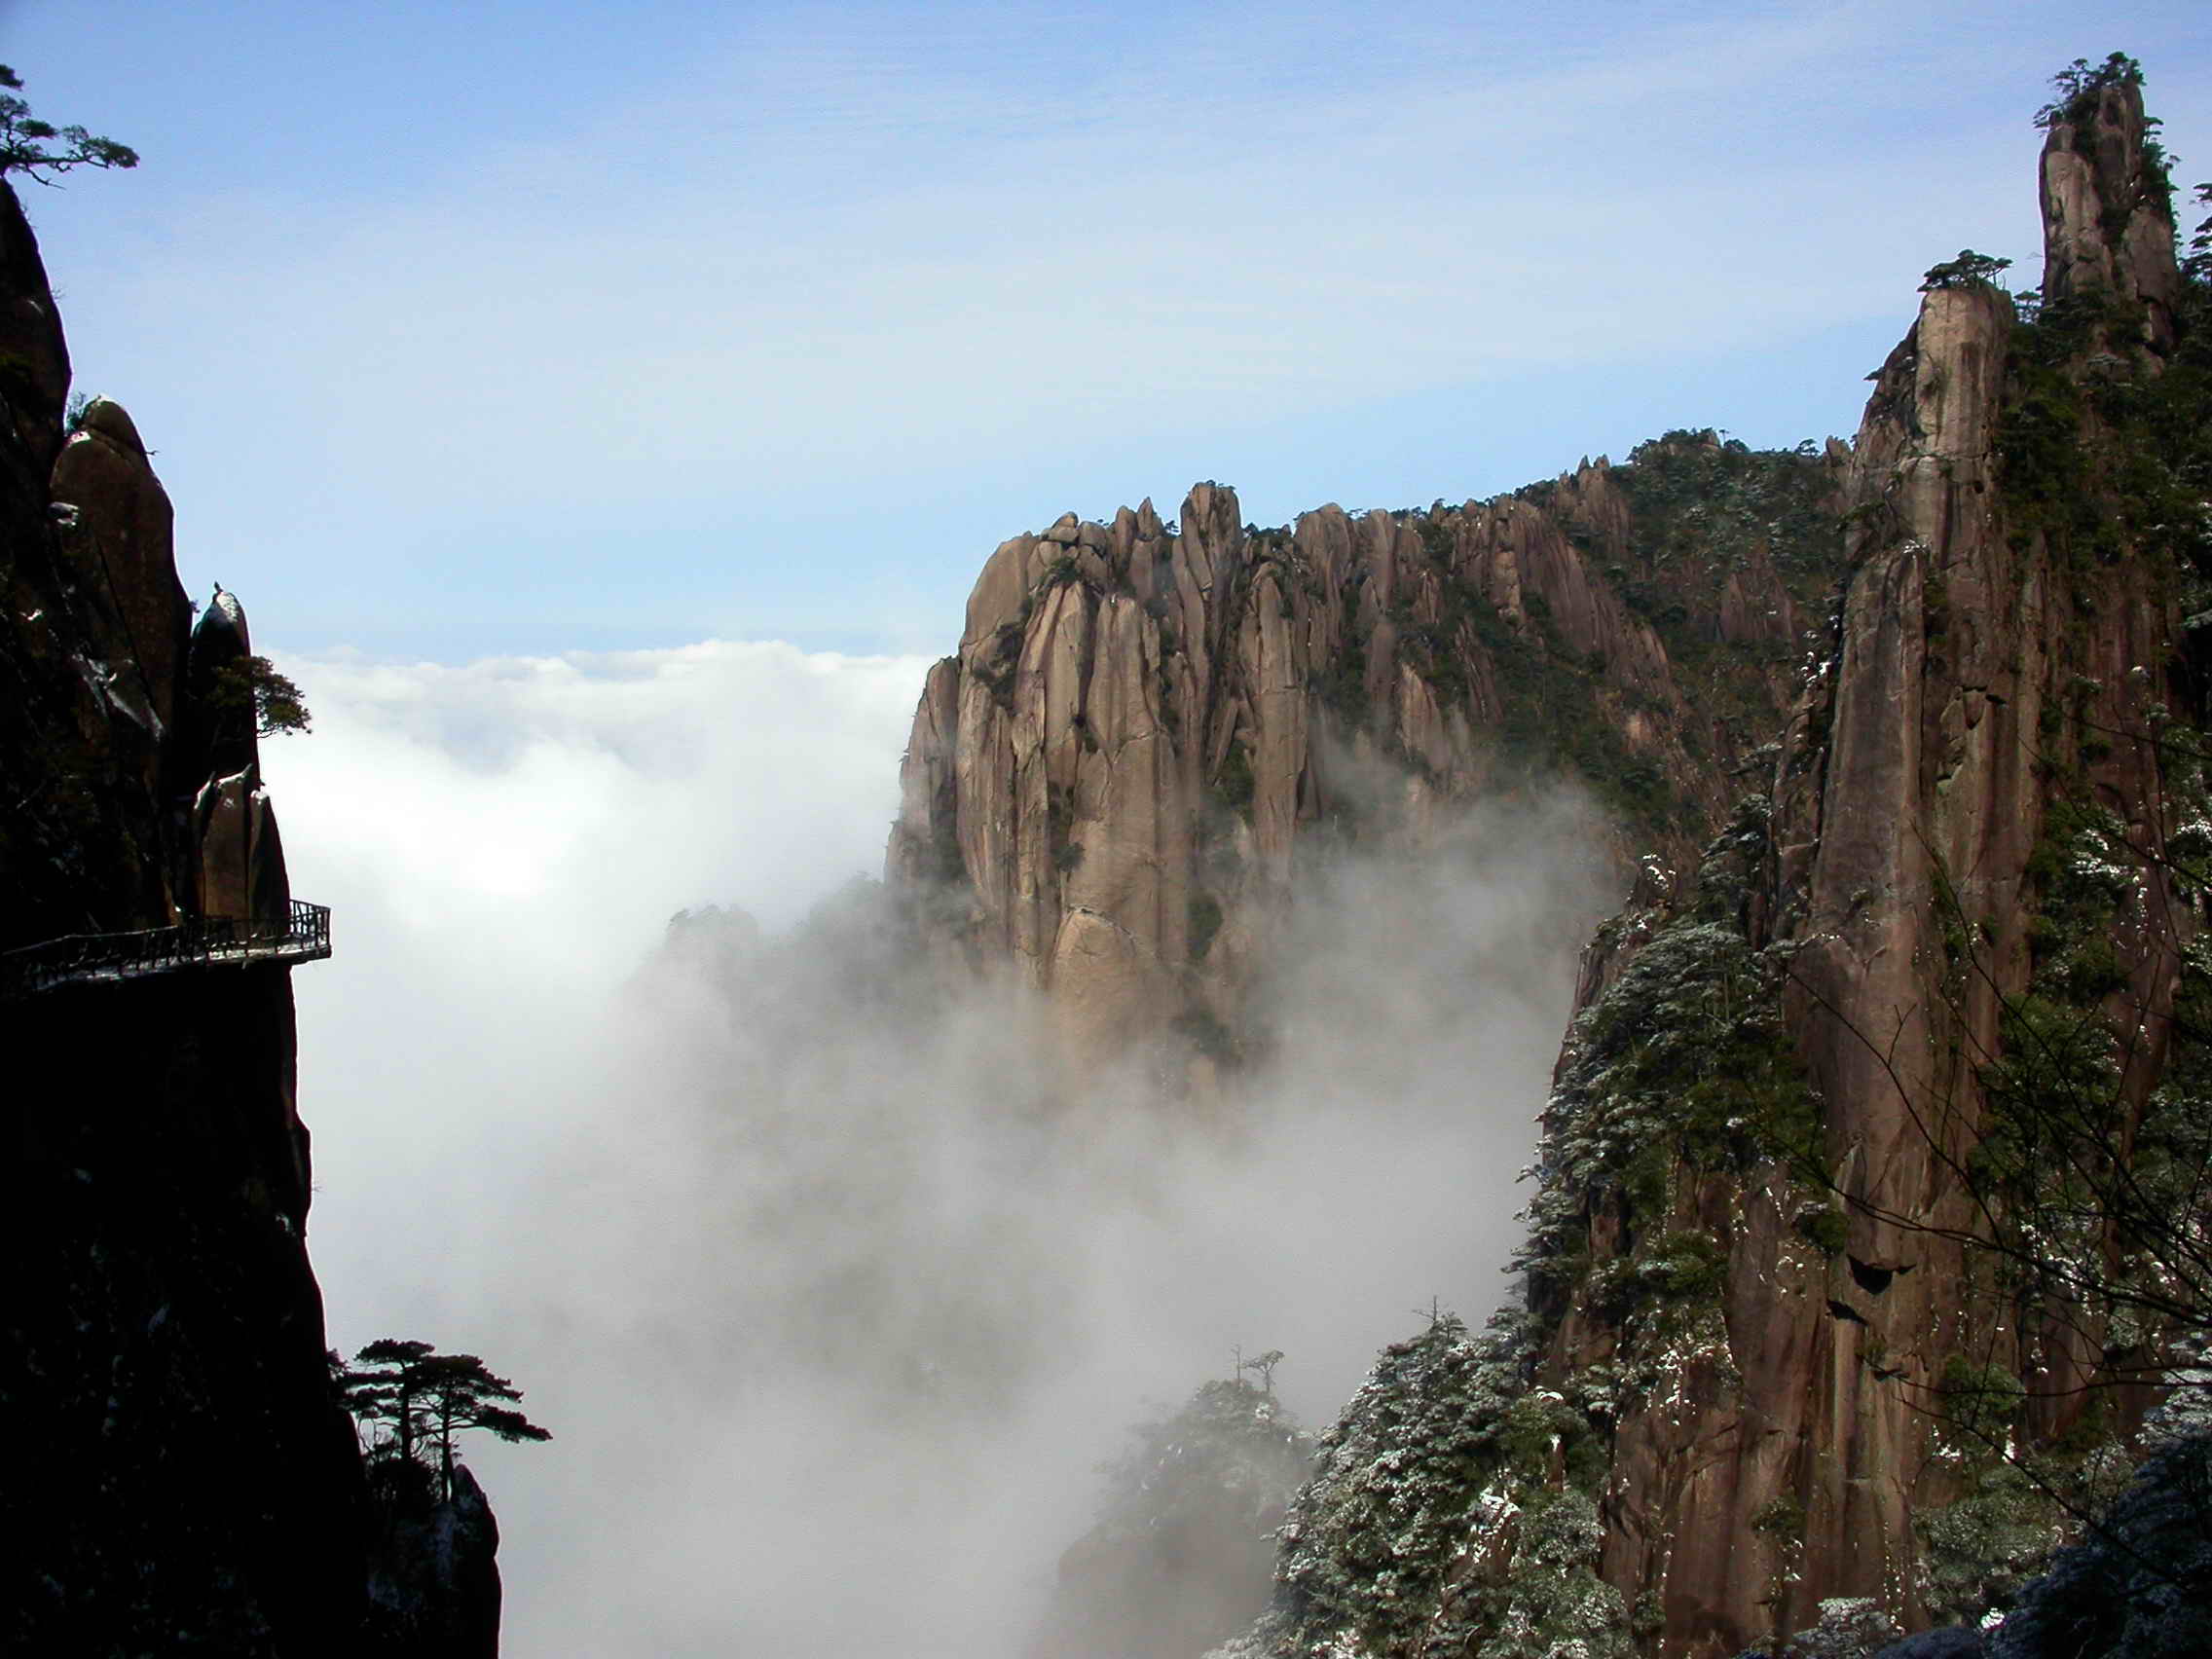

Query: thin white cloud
58,0,2187,621
20,0,2198,662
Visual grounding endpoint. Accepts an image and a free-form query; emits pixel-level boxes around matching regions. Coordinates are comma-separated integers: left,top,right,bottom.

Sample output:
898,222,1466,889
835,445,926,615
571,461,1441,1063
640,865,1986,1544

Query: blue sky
7,0,2208,661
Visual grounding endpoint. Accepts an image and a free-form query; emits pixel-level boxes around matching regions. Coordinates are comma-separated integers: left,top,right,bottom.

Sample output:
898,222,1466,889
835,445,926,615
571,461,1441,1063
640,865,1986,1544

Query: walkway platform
2,901,331,997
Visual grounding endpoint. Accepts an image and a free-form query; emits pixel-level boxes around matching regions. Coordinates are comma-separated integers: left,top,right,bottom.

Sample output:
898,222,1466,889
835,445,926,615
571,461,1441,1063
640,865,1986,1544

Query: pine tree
0,67,137,182
334,1339,550,1502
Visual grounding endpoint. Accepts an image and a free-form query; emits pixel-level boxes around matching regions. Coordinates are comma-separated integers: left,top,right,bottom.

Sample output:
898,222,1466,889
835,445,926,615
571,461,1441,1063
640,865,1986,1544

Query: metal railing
1,900,331,996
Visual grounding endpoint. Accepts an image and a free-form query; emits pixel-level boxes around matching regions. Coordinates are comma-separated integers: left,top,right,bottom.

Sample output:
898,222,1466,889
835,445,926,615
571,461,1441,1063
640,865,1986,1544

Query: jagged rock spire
2039,65,2182,350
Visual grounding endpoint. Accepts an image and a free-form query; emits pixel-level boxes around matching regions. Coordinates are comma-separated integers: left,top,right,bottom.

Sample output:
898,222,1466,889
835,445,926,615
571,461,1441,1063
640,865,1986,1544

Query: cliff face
894,65,2207,1659
0,179,495,1656
888,434,1843,1066
1262,71,2199,1659
1553,73,2197,1652
1557,68,2194,1654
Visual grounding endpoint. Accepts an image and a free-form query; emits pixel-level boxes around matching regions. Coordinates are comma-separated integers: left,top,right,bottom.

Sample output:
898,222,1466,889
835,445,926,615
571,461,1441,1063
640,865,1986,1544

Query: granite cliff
891,60,2211,1659
1501,67,2207,1657
0,177,498,1656
1527,68,2200,1652
888,425,1843,1071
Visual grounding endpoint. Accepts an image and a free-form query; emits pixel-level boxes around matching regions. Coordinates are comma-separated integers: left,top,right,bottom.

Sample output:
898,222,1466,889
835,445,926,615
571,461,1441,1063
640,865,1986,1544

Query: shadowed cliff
0,176,498,1656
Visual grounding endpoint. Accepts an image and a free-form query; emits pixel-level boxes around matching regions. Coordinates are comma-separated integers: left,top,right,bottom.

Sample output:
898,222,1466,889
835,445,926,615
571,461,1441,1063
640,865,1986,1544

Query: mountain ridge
885,432,1844,1074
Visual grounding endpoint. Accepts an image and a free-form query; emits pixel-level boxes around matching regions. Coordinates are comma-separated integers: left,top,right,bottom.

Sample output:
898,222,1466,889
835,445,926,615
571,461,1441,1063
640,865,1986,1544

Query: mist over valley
9,13,2212,1659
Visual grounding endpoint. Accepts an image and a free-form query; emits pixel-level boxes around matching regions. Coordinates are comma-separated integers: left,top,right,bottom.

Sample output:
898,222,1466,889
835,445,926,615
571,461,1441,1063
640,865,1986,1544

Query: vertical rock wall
2,177,497,1657
1529,74,2194,1656
0,172,363,1655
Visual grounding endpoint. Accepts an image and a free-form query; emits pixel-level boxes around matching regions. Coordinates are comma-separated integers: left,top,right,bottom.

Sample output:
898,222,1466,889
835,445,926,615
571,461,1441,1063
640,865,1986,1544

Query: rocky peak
1,277,285,940
2038,65,2182,350
365,1463,504,1656
1477,60,2201,1658
891,440,1842,1066
49,394,191,736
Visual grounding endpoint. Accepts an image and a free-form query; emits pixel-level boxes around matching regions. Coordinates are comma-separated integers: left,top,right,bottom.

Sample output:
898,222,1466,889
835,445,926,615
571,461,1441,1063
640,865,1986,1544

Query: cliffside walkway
1,901,331,997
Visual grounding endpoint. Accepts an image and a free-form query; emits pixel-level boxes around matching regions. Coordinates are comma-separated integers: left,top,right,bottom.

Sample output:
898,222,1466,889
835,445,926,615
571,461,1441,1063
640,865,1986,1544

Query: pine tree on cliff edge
0,66,136,183
335,1340,551,1504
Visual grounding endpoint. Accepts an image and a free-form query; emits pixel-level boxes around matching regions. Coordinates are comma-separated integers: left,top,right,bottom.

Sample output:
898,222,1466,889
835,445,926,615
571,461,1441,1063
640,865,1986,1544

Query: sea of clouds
274,638,1616,1657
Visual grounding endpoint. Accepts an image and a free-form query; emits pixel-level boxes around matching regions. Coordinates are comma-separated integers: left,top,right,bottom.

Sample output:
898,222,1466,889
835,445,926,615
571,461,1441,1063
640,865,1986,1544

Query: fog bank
276,639,1615,1655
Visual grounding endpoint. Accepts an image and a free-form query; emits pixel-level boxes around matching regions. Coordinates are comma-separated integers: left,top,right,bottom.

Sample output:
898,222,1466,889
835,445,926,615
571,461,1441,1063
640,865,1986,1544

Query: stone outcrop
365,1464,505,1658
2039,68,2182,349
889,445,1842,1062
184,592,293,922
49,395,189,737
